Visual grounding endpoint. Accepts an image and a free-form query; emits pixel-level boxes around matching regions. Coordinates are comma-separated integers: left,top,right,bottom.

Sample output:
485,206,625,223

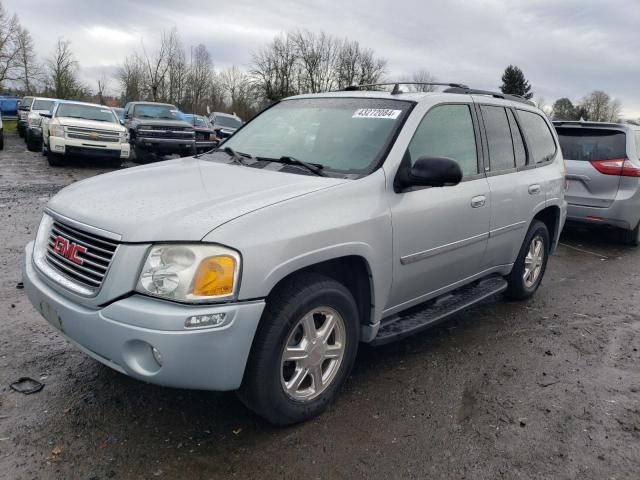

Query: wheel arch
532,205,562,253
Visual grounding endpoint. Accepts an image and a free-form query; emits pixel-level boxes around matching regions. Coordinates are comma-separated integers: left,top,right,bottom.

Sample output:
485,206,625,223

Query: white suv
42,101,130,166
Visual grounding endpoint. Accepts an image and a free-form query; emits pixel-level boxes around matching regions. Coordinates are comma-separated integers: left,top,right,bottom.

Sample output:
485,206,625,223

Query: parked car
123,102,196,162
26,97,57,152
23,83,566,425
17,96,34,138
41,101,130,166
209,111,243,140
554,121,640,245
184,113,218,153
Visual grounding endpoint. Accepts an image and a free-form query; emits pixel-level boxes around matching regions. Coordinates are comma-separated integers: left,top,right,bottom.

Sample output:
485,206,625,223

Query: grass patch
3,118,17,132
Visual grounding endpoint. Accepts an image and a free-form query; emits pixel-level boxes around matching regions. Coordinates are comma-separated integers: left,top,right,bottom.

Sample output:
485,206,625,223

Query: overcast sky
6,0,640,116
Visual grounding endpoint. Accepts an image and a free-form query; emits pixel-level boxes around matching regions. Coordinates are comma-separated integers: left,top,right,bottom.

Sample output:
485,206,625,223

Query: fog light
185,313,226,329
151,346,163,366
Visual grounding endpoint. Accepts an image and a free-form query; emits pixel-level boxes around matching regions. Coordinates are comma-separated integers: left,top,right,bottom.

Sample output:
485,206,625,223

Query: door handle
528,184,541,195
471,195,486,208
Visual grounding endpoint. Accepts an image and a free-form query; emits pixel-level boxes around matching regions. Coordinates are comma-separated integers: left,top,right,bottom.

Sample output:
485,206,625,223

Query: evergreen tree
500,65,533,99
552,98,577,120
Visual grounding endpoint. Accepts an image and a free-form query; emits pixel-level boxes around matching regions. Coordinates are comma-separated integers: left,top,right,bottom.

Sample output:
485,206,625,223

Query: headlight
119,131,129,142
136,244,241,303
50,124,65,137
28,115,42,127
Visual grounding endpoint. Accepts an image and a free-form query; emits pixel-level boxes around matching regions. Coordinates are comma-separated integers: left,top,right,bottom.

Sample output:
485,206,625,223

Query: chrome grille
67,127,121,143
45,220,118,292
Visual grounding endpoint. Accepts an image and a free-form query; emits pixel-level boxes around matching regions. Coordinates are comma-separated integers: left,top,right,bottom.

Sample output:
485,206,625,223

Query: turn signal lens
192,255,236,297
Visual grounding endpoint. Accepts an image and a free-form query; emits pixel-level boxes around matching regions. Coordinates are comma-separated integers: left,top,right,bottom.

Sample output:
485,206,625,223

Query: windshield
56,103,118,123
185,115,211,128
222,98,411,173
215,115,242,128
32,99,55,111
133,104,185,121
20,97,33,109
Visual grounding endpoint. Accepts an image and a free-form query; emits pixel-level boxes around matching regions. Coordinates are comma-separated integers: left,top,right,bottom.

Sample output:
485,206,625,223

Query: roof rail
343,82,469,95
443,86,536,106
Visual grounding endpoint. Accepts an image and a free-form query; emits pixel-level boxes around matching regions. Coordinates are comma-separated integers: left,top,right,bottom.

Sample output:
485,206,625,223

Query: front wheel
47,150,65,167
505,220,550,300
238,273,360,425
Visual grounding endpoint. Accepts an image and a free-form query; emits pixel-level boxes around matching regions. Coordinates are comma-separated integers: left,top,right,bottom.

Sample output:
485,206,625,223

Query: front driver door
386,103,491,314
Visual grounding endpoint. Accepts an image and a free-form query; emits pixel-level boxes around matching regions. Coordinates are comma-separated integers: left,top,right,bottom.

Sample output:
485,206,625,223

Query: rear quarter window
517,110,556,163
556,128,626,161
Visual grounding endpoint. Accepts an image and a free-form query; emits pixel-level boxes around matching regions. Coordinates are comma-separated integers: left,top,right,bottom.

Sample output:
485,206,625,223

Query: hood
57,117,124,132
47,158,346,242
133,118,192,129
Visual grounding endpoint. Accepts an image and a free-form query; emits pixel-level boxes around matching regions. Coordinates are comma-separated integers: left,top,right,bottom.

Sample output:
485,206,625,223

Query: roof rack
443,86,536,106
342,82,537,106
343,82,469,95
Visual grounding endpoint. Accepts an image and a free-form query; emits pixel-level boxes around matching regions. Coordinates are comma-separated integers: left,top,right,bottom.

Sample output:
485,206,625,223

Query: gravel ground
1,131,639,480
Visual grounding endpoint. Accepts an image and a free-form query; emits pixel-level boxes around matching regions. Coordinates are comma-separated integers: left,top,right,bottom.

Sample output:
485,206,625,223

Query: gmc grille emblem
53,235,87,265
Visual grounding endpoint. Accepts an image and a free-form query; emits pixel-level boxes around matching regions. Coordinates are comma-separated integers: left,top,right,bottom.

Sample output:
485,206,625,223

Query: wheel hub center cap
307,343,325,365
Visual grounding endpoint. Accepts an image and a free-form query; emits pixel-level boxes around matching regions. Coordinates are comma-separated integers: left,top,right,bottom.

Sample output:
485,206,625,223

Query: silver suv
554,121,640,245
23,83,566,424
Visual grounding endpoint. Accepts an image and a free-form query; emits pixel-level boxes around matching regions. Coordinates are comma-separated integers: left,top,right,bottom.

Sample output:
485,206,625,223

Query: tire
26,132,40,152
0,134,4,150
18,125,24,138
133,146,152,164
238,272,360,425
47,150,65,167
180,145,197,157
505,220,550,300
620,222,640,247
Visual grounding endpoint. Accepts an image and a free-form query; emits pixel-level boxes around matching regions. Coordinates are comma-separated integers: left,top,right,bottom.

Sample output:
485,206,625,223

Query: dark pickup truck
123,102,196,161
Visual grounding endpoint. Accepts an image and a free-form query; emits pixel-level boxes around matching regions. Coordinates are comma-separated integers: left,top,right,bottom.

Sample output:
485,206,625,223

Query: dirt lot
1,130,639,480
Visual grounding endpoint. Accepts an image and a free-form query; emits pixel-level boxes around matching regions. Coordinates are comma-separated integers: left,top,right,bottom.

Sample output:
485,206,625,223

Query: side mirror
119,118,124,125
40,112,52,118
397,155,462,190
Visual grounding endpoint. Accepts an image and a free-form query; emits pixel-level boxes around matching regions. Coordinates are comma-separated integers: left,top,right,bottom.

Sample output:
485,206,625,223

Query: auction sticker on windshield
352,109,402,119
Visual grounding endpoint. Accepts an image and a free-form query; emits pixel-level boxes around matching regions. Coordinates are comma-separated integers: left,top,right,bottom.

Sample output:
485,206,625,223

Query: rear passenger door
476,101,548,268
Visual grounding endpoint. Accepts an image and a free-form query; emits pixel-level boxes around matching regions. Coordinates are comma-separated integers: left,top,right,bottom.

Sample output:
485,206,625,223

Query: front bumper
23,242,264,391
50,136,130,159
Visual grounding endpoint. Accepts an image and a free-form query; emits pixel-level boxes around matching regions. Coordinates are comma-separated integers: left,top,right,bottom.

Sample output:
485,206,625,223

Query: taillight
590,158,640,177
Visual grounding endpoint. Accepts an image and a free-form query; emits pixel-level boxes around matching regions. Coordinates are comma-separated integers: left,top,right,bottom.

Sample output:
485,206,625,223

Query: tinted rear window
21,97,33,108
556,128,626,161
518,110,556,163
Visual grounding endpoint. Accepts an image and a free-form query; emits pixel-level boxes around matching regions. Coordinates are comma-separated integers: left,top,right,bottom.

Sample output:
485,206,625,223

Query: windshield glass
222,98,411,173
215,115,242,128
185,115,211,128
56,103,118,123
133,104,185,121
32,99,54,111
20,97,33,109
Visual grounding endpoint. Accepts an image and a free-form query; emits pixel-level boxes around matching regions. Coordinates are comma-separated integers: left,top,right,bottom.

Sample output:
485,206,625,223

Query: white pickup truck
42,101,130,166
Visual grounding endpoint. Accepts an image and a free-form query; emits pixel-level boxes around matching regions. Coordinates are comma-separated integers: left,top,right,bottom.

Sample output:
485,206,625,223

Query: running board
371,276,508,346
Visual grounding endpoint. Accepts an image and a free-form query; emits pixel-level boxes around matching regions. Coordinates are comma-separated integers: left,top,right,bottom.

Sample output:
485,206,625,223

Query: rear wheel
505,220,550,300
621,222,640,246
26,131,40,152
238,273,359,425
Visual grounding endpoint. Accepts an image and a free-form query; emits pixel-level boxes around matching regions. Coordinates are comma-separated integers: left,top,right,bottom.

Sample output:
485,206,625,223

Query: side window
408,104,478,177
517,110,557,163
480,105,515,171
507,109,527,167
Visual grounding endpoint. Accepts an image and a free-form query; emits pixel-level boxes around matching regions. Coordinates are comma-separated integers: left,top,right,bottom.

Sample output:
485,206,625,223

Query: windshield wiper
260,156,327,177
202,146,254,164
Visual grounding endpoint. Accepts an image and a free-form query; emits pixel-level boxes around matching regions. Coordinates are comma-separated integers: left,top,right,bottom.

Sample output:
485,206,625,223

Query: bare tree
401,70,437,92
579,90,622,122
15,26,41,94
250,33,299,102
220,65,255,119
0,3,21,89
141,28,178,101
97,72,109,105
292,30,339,93
166,41,187,106
184,43,213,114
117,53,147,103
47,38,82,99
